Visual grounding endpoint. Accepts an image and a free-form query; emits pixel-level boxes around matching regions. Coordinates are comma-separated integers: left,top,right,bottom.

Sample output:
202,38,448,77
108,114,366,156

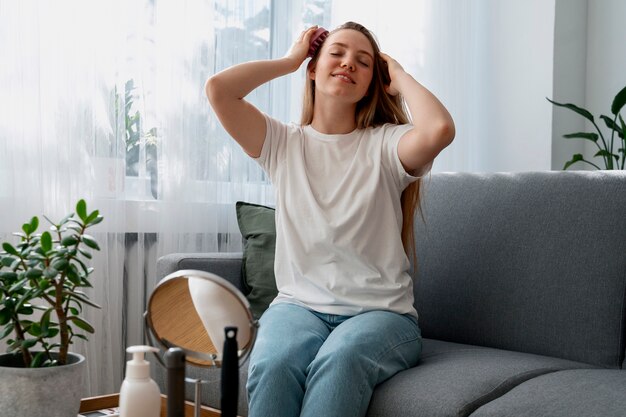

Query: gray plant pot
0,351,86,417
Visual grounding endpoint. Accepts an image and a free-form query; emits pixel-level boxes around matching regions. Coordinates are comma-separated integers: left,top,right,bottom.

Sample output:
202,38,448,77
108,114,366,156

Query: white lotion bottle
119,345,161,417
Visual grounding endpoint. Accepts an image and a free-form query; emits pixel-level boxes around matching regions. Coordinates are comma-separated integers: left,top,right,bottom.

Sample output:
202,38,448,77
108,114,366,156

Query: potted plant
0,199,102,417
547,85,626,170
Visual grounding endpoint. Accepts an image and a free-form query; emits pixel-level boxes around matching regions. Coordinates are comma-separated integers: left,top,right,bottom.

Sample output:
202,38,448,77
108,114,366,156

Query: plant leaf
22,338,38,349
40,231,52,253
43,267,59,280
51,258,68,271
0,271,18,281
40,308,52,332
81,235,100,250
611,85,626,115
8,277,29,293
17,305,34,315
37,278,51,290
563,154,584,170
66,265,82,286
599,115,625,139
85,210,99,225
76,200,87,222
61,236,79,246
0,323,14,339
26,268,43,279
65,291,102,309
89,216,104,226
27,322,42,337
594,149,619,159
2,243,19,256
547,98,595,122
59,213,74,225
68,316,95,333
0,309,11,326
562,132,598,142
78,248,92,260
31,351,47,368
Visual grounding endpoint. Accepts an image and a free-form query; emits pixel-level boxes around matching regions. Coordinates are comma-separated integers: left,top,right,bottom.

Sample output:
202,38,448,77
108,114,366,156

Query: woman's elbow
435,118,455,147
204,76,220,103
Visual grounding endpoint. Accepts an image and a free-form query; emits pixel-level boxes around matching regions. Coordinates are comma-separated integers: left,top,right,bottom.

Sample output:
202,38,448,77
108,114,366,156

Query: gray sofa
156,171,626,417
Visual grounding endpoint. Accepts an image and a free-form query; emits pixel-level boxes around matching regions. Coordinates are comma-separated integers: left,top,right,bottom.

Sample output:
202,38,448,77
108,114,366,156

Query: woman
206,21,454,417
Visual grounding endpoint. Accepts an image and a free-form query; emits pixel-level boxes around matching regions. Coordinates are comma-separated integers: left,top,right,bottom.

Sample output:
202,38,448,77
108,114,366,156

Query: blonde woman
206,21,454,417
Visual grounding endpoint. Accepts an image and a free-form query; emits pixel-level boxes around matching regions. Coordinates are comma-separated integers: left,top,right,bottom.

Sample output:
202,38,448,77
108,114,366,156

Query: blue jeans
246,303,422,417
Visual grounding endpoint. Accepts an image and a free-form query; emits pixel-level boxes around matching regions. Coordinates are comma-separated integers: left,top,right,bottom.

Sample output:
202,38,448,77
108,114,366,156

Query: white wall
584,0,626,169
475,0,555,172
552,0,588,170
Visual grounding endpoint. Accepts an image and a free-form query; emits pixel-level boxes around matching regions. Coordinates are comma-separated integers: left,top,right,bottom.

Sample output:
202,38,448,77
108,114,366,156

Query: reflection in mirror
146,270,257,367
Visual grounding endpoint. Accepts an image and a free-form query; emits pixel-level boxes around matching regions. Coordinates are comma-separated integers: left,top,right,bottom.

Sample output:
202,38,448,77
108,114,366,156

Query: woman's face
309,29,375,104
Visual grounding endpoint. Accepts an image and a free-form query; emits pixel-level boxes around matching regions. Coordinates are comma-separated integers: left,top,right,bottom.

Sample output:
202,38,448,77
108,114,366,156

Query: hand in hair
378,52,405,96
284,26,321,70
377,53,455,174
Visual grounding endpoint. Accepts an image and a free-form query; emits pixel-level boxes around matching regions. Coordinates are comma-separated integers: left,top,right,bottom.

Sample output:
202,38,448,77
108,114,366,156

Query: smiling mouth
332,74,355,84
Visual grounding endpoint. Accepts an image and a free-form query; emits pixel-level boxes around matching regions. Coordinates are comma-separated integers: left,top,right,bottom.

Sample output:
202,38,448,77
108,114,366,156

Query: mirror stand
142,270,259,417
144,315,216,417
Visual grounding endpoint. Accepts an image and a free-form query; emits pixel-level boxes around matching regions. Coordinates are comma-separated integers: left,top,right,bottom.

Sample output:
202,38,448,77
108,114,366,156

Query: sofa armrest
156,252,245,293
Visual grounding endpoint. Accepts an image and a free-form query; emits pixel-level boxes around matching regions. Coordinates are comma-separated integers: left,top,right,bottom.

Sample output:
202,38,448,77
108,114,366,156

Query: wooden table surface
80,393,230,417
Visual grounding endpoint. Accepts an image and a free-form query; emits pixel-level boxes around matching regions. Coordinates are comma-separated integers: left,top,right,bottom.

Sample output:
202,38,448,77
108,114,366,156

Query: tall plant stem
13,318,32,367
54,280,69,365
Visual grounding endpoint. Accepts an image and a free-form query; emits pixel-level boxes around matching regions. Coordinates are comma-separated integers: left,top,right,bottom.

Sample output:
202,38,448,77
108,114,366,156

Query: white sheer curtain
331,0,556,172
1,0,128,396
0,0,330,396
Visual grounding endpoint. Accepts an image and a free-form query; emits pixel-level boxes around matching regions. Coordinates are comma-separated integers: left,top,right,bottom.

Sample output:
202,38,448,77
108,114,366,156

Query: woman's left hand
378,52,405,96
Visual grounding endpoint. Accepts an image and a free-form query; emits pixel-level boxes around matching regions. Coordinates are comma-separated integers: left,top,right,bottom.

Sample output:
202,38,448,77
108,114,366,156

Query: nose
341,60,355,71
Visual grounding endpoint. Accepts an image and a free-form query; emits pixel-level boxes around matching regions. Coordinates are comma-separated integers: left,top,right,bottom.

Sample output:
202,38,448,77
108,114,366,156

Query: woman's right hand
284,26,320,71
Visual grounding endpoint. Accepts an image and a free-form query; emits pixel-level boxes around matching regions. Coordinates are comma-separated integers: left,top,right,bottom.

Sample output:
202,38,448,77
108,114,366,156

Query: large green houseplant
0,200,103,417
0,199,102,367
548,85,626,170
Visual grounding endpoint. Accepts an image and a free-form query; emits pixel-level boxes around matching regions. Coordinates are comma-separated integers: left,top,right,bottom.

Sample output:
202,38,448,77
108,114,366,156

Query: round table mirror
145,269,258,367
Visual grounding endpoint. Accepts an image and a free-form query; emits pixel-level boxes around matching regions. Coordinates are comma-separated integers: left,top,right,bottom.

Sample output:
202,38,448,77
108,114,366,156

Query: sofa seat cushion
174,339,595,417
366,339,594,417
470,369,626,417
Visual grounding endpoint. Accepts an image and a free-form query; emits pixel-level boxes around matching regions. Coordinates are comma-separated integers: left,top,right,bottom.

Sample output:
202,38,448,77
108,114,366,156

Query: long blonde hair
301,21,423,263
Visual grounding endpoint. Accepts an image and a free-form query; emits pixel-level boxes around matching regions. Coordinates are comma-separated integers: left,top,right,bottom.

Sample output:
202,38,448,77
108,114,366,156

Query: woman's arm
379,52,455,173
205,27,318,158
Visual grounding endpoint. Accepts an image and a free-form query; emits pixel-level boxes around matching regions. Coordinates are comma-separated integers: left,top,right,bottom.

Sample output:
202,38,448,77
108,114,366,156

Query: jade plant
0,200,102,367
548,85,626,170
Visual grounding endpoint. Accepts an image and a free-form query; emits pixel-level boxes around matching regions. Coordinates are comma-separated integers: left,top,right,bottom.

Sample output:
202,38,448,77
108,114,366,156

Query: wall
551,0,588,170
476,0,555,172
584,0,626,169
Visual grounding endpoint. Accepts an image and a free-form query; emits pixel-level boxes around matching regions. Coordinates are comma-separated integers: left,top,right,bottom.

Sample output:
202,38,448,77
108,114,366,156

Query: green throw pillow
235,201,278,319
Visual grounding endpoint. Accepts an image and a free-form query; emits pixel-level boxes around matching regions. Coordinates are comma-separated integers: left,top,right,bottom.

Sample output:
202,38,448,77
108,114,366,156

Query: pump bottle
119,345,161,417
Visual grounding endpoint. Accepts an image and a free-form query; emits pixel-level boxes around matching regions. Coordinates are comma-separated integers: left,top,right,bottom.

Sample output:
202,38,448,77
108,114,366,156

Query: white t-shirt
254,114,430,318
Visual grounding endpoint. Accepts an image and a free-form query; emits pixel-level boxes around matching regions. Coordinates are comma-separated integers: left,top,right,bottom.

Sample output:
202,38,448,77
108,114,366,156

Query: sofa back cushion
413,171,626,368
